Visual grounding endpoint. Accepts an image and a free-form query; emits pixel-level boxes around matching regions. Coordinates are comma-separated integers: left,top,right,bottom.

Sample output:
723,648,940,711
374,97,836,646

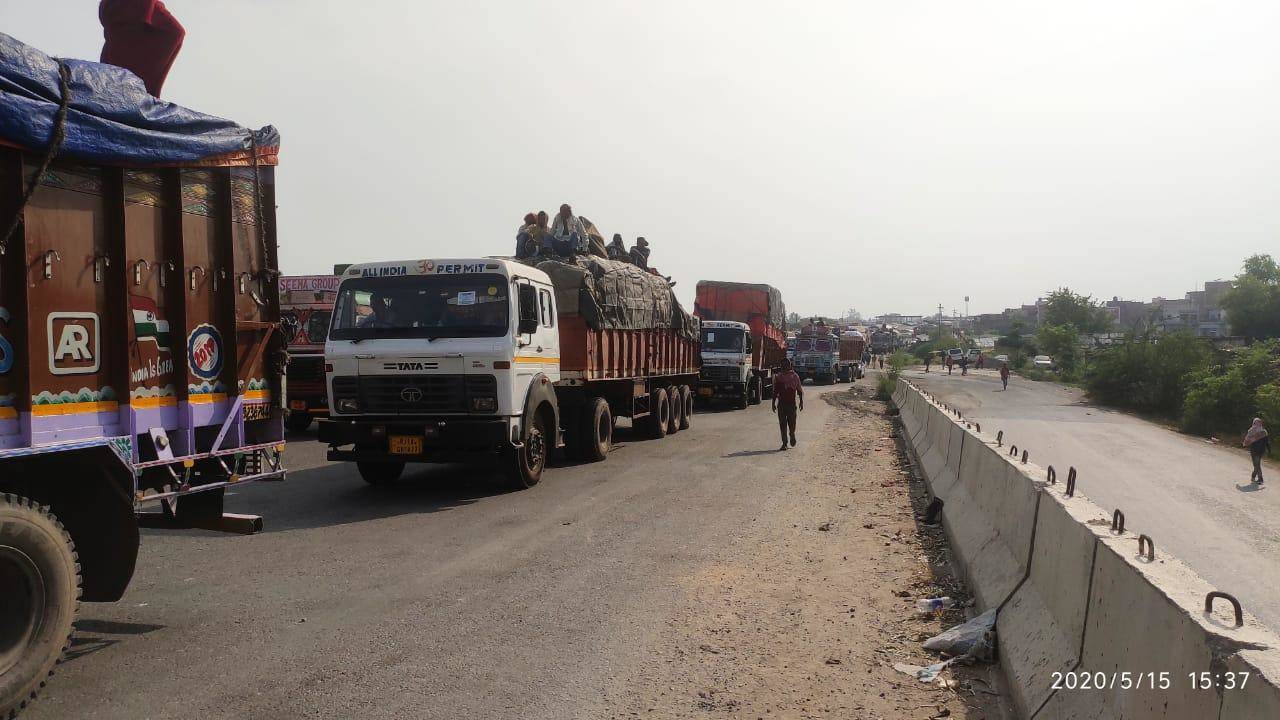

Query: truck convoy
692,281,787,408
280,275,339,431
869,324,900,355
0,33,283,718
792,319,841,384
319,255,699,488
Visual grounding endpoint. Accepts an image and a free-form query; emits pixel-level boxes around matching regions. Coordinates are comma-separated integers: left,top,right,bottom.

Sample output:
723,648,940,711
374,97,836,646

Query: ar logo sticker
0,307,12,374
48,312,101,375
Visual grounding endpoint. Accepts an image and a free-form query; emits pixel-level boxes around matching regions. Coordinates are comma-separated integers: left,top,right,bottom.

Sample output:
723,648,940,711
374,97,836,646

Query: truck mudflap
320,417,515,463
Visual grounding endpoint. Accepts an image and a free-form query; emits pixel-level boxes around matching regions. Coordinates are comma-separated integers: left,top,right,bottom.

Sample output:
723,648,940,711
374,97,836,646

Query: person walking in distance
924,353,932,373
999,361,1010,390
1244,418,1270,485
946,355,953,375
772,359,804,451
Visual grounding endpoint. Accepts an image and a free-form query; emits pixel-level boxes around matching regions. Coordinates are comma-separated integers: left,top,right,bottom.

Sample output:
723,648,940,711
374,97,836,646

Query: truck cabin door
514,281,559,379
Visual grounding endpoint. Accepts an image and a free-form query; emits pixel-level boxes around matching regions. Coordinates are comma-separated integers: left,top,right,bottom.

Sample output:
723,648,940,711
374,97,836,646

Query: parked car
947,348,965,361
965,349,981,362
994,354,1010,363
1033,355,1055,370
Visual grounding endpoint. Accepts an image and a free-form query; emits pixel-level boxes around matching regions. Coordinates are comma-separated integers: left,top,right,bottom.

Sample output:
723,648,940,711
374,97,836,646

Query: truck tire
0,494,80,720
505,410,547,488
648,388,670,439
285,411,312,433
678,386,693,430
734,385,749,410
357,460,405,485
581,397,612,462
668,388,684,434
748,378,763,405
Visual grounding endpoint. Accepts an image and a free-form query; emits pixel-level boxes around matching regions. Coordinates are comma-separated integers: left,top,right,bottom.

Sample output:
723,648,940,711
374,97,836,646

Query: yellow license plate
698,387,714,396
389,436,423,455
243,403,272,421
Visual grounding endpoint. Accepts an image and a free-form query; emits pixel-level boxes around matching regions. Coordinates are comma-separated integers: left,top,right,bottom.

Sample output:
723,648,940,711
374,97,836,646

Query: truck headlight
471,397,497,412
336,398,360,413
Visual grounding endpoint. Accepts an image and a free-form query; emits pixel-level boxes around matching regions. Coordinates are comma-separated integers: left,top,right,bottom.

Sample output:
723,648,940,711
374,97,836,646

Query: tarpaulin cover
524,255,697,339
0,31,278,166
693,280,786,330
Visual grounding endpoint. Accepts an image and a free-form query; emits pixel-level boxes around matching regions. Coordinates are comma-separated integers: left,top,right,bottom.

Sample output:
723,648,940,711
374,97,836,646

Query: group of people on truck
515,204,668,281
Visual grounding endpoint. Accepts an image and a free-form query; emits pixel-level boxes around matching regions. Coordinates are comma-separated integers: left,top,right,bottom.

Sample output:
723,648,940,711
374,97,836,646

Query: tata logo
187,324,224,380
400,387,424,402
383,361,438,371
48,313,100,376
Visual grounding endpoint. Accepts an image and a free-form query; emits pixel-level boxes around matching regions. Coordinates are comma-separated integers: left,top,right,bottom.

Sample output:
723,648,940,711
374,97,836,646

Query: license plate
698,387,714,396
389,435,423,455
243,403,272,421
289,400,307,411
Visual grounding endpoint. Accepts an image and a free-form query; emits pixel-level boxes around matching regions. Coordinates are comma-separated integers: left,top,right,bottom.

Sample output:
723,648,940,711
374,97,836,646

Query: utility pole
937,304,944,325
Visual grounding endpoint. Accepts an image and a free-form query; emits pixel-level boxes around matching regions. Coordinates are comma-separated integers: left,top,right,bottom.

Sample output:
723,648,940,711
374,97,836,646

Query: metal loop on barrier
1138,534,1154,562
1047,466,1056,484
975,423,981,433
1111,509,1125,534
1009,444,1018,457
1205,591,1244,628
996,430,1003,447
1021,449,1029,464
1066,467,1077,497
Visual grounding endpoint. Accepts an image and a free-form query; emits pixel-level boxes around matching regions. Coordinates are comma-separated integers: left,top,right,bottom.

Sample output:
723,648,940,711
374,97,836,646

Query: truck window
701,327,745,353
331,274,510,340
539,289,554,328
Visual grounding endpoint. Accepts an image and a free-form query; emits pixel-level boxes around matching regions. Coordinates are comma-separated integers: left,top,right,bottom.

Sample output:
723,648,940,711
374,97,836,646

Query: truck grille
332,375,496,414
700,365,739,382
288,355,326,383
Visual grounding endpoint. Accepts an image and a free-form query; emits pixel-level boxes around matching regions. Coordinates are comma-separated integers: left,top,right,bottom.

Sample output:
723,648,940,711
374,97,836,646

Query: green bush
1255,383,1280,450
1084,332,1210,416
875,372,896,401
1180,341,1279,436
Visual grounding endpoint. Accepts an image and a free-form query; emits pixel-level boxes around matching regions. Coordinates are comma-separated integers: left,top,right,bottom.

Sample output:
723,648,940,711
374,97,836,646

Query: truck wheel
649,388,670,439
357,460,405,485
734,385,749,410
749,379,763,405
505,411,547,488
581,397,612,462
668,388,684,434
285,411,312,433
679,386,693,430
0,494,80,720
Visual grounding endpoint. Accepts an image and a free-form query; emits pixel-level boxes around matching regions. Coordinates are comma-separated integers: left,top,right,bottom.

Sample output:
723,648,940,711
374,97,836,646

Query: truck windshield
330,274,510,340
815,339,832,352
701,327,745,353
796,339,813,352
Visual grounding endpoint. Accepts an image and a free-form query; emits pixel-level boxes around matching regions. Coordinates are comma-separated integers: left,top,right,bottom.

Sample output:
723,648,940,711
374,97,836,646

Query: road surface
22,384,1006,720
904,367,1280,632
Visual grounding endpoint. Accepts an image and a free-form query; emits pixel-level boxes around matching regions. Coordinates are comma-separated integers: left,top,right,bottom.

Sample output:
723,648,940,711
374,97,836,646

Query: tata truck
693,281,787,408
836,327,867,382
319,256,699,488
793,319,840,384
0,32,284,717
280,274,339,431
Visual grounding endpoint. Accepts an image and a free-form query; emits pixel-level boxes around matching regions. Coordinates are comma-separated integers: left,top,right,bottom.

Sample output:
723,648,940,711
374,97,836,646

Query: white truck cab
319,258,563,487
698,320,760,408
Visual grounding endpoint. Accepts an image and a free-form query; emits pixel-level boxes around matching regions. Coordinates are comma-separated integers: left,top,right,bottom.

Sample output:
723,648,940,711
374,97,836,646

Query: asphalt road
26,389,841,720
904,367,1280,633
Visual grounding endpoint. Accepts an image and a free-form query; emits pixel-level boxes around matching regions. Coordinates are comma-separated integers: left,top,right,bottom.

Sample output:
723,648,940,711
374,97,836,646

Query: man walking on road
1244,418,1270,485
772,359,804,451
924,354,931,373
999,361,1010,390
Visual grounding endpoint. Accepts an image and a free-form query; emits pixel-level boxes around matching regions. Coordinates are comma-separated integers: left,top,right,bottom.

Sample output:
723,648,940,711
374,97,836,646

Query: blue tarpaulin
0,31,278,166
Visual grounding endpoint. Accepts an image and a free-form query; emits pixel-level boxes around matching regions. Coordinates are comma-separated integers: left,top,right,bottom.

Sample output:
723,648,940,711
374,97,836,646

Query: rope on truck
0,61,71,257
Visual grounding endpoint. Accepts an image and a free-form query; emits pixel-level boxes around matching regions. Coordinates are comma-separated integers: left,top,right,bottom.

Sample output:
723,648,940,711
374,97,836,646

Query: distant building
1103,297,1151,330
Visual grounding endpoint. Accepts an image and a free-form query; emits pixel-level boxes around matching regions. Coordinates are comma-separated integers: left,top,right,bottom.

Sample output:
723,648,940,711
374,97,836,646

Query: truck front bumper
696,381,746,399
319,416,516,463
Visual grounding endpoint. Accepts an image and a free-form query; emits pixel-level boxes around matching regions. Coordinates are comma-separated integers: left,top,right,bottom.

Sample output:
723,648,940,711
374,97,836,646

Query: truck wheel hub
0,545,44,675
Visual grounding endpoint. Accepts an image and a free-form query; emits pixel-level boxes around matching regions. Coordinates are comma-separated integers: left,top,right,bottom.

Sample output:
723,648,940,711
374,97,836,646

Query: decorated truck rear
319,255,699,488
0,32,283,717
692,281,787,408
279,274,339,431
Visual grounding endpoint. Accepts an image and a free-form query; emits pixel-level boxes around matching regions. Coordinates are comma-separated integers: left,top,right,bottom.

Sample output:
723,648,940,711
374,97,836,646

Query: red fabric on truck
100,0,185,97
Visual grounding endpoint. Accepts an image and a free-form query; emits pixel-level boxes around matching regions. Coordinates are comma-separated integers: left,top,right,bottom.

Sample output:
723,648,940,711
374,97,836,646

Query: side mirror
517,284,538,335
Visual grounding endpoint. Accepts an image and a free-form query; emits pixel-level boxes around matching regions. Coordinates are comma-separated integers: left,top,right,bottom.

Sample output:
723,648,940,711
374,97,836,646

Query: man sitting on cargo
607,234,630,262
772,359,804,451
629,237,650,268
516,213,539,258
551,204,588,256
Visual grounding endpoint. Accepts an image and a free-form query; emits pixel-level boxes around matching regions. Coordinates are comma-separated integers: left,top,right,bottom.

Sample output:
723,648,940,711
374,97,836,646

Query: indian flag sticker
130,295,171,350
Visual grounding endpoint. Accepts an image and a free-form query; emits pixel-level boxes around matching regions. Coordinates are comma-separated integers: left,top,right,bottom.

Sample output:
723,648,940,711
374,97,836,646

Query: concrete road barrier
891,380,1280,720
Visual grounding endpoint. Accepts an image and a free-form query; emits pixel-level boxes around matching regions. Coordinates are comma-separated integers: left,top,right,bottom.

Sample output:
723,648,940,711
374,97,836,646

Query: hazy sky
6,1,1278,318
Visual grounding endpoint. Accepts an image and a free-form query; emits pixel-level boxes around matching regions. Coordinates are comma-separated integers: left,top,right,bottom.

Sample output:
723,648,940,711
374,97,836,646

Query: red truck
279,274,339,431
837,327,867,382
693,281,787,407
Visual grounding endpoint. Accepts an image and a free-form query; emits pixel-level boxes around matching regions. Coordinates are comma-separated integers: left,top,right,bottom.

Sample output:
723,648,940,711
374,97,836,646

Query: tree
1000,320,1027,349
1042,288,1111,334
786,311,802,327
1035,323,1080,371
1222,254,1280,340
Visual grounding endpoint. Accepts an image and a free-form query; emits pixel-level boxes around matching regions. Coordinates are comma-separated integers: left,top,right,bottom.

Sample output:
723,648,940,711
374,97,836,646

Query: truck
869,324,899,355
692,281,787,408
0,32,284,717
280,275,339,431
836,327,867,382
793,319,840,384
318,255,699,488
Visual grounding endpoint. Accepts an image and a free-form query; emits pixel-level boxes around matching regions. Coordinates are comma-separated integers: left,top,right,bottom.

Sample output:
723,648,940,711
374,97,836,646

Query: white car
1033,355,1054,370
994,354,1009,363
947,348,964,360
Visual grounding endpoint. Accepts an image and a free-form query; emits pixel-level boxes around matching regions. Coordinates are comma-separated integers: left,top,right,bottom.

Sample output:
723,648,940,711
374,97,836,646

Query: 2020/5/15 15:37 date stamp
1051,671,1251,691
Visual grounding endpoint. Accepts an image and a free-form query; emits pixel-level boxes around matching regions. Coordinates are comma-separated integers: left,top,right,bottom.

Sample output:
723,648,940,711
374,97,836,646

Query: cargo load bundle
693,280,785,330
531,255,697,340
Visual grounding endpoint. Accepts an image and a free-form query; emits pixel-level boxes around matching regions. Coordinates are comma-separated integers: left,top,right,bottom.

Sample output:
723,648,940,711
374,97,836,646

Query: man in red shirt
100,0,185,97
772,359,804,451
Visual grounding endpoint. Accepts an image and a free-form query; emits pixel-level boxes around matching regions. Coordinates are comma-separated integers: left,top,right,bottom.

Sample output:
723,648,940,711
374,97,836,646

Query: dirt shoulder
614,384,1010,719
